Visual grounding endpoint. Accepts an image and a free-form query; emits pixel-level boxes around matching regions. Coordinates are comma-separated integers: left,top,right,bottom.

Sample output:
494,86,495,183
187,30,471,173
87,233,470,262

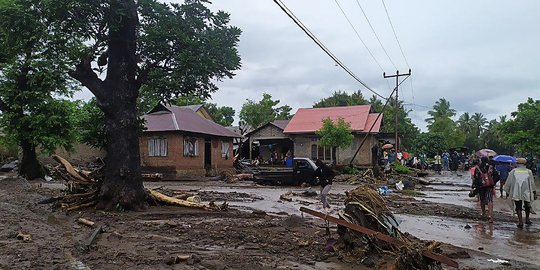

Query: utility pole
383,69,411,150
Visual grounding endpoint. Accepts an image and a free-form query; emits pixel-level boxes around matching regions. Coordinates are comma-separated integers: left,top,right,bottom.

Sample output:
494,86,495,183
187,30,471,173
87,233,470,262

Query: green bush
394,163,411,174
343,165,360,175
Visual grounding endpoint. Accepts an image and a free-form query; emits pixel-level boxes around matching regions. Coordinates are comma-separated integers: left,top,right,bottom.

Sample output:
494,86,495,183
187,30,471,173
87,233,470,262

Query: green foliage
316,118,353,149
311,90,419,150
0,0,78,157
393,163,411,174
313,90,369,107
501,98,540,155
425,98,456,128
369,95,419,149
412,132,447,157
342,165,359,175
75,98,106,149
480,118,514,155
239,93,291,129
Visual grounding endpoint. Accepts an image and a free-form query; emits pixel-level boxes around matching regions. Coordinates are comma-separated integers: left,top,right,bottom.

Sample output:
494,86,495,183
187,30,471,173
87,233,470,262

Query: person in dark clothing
450,151,460,173
472,156,500,223
314,159,335,210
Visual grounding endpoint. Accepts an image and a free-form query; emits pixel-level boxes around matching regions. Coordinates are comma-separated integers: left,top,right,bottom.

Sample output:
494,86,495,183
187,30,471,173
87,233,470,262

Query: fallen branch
86,225,103,248
52,155,92,182
77,218,95,228
149,189,206,208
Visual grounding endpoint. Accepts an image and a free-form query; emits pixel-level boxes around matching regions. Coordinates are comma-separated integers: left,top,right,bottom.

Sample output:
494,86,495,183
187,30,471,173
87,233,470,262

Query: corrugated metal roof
283,105,382,134
143,104,240,138
272,119,291,130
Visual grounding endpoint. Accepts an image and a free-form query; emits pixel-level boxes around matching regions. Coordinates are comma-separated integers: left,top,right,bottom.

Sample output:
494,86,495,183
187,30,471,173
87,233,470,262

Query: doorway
204,139,212,168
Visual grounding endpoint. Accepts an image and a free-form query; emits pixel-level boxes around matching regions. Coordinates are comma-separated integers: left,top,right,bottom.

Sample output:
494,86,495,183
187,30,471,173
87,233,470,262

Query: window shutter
148,138,155,157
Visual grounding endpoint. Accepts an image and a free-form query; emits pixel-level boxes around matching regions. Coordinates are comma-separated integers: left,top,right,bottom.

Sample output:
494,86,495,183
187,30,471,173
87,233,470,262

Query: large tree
470,112,488,138
50,0,241,210
313,90,368,108
0,0,78,179
239,93,292,129
425,98,456,128
501,98,540,155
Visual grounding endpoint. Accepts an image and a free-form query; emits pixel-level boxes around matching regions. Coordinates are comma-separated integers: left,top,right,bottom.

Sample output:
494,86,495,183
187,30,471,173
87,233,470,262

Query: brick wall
139,132,234,174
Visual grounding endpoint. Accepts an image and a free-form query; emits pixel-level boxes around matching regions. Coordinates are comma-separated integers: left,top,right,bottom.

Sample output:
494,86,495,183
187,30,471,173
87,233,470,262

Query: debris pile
334,186,444,269
46,155,220,212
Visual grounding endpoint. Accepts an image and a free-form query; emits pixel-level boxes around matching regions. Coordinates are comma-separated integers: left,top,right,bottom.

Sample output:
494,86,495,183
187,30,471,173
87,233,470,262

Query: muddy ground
1,172,539,270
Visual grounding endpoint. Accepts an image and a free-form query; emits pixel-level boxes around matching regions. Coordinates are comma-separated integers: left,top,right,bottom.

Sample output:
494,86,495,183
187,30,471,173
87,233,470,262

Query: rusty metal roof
283,105,382,134
143,104,240,138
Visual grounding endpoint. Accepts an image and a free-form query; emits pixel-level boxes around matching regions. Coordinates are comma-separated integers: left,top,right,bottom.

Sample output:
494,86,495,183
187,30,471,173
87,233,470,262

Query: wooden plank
299,207,458,268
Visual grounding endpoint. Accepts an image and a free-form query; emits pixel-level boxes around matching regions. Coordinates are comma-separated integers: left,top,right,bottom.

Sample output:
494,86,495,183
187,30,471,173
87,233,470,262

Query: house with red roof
283,105,382,166
140,104,240,177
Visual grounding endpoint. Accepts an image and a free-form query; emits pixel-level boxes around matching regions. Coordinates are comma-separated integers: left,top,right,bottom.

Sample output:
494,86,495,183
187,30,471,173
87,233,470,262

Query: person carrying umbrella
504,158,537,228
472,156,500,223
493,155,516,198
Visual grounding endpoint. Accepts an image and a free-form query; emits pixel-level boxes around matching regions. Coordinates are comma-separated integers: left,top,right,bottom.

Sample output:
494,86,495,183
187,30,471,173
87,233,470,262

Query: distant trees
239,93,292,129
0,0,79,179
501,98,540,155
174,96,235,127
313,90,419,150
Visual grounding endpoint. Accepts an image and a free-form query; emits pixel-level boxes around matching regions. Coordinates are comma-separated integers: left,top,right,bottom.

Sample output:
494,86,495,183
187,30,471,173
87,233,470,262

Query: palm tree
425,98,456,124
470,112,488,137
457,112,473,133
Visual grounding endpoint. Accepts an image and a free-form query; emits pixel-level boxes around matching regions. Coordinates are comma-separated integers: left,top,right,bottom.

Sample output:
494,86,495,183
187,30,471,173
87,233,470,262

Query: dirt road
1,172,539,269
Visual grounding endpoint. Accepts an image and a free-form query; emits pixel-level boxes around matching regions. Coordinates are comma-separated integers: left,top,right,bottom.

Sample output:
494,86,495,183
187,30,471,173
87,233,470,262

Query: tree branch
69,58,105,101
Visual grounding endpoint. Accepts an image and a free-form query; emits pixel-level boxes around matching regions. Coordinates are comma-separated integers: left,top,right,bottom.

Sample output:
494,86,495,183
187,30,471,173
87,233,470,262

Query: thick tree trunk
96,101,148,210
19,139,44,180
93,0,148,210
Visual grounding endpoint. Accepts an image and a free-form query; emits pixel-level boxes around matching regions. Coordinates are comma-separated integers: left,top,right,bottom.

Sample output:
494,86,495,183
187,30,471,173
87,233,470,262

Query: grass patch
394,163,411,174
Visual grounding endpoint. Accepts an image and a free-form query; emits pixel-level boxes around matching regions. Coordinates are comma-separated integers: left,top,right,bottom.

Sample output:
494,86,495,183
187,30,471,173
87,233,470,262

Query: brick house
140,104,240,177
283,105,382,167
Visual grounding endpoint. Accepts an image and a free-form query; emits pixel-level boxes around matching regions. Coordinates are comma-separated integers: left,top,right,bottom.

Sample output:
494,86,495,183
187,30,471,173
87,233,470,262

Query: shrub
394,163,411,174
343,165,360,175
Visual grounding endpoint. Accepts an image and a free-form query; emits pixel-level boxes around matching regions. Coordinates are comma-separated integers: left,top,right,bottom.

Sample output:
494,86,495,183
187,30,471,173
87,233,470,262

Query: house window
311,145,318,160
311,144,333,161
148,137,167,157
183,137,199,157
221,141,230,159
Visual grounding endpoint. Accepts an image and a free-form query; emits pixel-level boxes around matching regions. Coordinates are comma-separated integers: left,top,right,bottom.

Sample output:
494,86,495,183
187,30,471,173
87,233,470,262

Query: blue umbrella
493,155,516,164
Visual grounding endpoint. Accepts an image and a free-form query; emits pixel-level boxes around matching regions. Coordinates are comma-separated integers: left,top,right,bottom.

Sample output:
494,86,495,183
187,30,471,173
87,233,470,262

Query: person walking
472,156,500,223
434,152,442,174
495,162,512,198
504,158,537,228
314,159,335,211
442,151,449,171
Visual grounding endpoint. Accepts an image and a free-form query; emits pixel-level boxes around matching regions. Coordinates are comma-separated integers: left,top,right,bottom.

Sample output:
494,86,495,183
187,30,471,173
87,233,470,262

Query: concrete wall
249,124,289,139
139,131,234,176
38,144,105,166
289,134,375,166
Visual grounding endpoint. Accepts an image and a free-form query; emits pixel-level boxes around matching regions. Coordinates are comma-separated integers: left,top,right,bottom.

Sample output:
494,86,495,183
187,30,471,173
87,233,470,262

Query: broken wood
299,207,458,268
86,225,103,248
149,189,205,208
77,218,95,228
52,155,91,182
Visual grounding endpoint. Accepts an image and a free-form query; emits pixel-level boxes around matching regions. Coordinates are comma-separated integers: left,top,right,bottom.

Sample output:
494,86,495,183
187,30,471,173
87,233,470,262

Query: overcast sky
76,1,540,130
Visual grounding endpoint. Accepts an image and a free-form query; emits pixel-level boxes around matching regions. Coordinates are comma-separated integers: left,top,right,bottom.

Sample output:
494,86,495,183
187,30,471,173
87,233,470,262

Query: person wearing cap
504,157,538,228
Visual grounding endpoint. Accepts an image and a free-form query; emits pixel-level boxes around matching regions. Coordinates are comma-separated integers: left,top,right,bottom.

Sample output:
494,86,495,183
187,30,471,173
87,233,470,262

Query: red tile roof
143,104,240,138
283,105,382,134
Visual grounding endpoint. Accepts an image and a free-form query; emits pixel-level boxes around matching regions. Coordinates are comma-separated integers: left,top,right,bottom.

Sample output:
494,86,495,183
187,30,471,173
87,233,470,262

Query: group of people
470,156,537,228
382,149,427,169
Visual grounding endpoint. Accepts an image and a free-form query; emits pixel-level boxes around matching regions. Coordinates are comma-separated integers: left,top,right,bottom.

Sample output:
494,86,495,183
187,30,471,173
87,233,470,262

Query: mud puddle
397,214,540,266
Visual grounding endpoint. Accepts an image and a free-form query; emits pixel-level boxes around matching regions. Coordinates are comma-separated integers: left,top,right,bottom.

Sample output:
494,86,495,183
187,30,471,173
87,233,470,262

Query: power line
273,0,387,100
354,0,397,70
334,0,385,73
381,0,410,68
